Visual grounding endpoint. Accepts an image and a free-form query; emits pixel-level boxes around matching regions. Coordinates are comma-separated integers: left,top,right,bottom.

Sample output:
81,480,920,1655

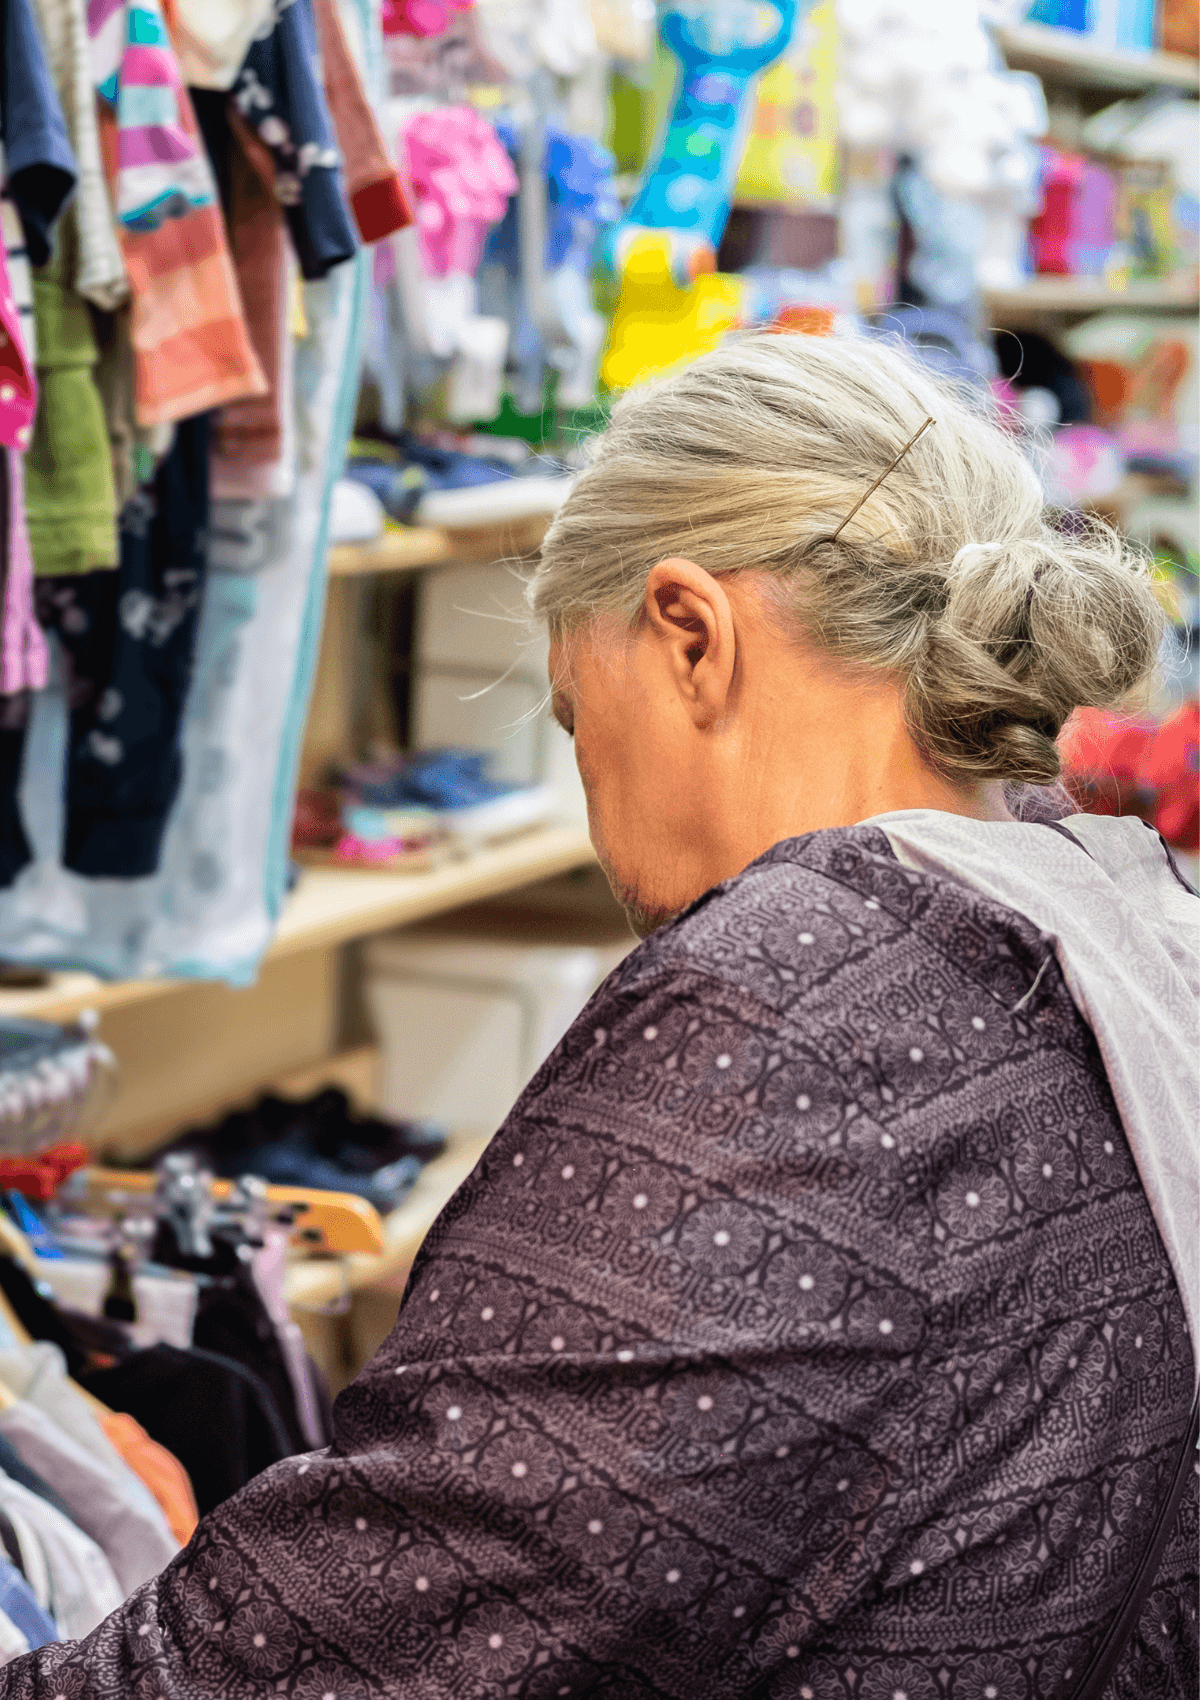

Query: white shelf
995,23,1200,92
0,824,598,1025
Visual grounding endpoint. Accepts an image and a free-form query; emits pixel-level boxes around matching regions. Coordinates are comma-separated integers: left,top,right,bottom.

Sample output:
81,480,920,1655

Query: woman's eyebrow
550,690,574,731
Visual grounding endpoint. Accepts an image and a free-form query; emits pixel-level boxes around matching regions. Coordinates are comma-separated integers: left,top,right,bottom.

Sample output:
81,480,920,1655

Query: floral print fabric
0,823,1195,1696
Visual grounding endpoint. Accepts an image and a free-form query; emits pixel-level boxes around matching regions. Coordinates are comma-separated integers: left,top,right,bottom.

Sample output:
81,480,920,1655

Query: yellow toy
601,233,744,391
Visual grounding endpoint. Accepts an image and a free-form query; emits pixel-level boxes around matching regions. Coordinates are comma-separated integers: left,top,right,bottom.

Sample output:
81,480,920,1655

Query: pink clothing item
400,105,517,278
381,0,472,36
0,242,37,451
2,456,49,693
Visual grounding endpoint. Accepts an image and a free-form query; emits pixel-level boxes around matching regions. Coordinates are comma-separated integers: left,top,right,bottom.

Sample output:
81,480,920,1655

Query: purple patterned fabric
2,823,1195,1697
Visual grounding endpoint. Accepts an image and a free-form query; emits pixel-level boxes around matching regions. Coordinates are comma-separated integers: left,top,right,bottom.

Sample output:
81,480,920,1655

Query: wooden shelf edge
985,277,1200,319
270,824,598,958
327,528,452,576
0,825,598,1025
995,23,1200,91
285,1128,493,1309
327,509,560,578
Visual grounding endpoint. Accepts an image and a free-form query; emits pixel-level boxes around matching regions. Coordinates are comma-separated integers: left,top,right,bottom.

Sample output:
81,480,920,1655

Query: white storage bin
412,561,588,826
364,915,634,1129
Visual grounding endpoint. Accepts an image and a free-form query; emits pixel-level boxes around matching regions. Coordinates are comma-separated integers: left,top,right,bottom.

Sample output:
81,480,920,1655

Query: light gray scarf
869,808,1200,1386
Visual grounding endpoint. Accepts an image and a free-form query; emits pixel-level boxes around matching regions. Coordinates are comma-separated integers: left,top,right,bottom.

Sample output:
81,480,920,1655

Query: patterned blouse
3,823,1196,1698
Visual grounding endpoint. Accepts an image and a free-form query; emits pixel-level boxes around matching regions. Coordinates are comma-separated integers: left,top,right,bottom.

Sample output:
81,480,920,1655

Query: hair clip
829,414,936,543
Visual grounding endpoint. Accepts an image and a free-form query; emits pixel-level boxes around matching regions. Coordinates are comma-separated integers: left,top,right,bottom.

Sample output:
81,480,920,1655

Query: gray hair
528,333,1164,788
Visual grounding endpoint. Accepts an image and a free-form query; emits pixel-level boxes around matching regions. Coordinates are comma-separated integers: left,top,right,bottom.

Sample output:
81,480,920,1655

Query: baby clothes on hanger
95,99,265,427
209,118,295,499
0,228,37,451
171,0,276,90
313,0,411,245
0,183,36,374
31,0,127,309
232,0,360,281
33,411,209,878
0,455,48,701
89,0,215,232
24,227,119,579
0,0,78,268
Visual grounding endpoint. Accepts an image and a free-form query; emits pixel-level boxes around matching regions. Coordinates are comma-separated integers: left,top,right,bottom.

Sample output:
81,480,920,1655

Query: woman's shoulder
603,818,1064,1037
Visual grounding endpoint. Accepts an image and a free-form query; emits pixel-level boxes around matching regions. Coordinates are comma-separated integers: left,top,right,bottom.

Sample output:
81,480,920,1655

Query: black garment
191,1267,309,1457
81,1342,294,1516
0,447,32,890
0,1510,22,1576
33,412,211,877
0,691,32,891
0,1434,76,1526
0,1257,85,1376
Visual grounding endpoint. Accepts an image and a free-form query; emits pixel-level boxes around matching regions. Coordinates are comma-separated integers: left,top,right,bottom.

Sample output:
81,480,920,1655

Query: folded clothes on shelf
160,1088,446,1215
294,747,562,868
340,430,572,528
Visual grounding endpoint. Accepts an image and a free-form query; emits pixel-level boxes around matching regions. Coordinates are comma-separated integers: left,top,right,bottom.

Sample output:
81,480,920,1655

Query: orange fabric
312,0,411,244
99,101,265,427
100,1410,199,1548
214,114,289,471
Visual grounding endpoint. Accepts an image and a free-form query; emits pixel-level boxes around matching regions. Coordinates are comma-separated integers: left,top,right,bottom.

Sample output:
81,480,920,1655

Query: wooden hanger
80,1168,385,1256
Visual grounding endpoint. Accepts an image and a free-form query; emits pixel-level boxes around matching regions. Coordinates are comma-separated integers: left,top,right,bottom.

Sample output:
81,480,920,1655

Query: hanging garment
0,2,368,980
24,231,119,579
81,1342,296,1516
0,1478,119,1641
232,0,359,281
0,818,1192,1695
0,1561,53,1656
33,411,209,878
0,1513,22,1575
0,0,77,267
189,1259,311,1457
98,1411,198,1548
88,0,214,232
0,1342,173,1534
0,1440,73,1528
30,0,126,308
95,100,265,427
312,0,411,245
0,178,37,373
0,1507,45,1621
209,116,296,498
0,1400,178,1593
0,231,36,451
251,1227,330,1452
170,0,276,91
1,456,49,699
0,693,30,890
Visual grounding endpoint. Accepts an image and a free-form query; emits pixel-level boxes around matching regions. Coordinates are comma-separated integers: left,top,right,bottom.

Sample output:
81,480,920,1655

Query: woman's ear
644,557,736,726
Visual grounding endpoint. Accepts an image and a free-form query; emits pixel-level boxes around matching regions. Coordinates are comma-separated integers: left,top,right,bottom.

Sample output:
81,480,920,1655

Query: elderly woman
3,335,1196,1699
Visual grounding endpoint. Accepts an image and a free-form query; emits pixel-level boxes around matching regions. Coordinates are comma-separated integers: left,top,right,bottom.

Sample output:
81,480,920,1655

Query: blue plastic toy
608,0,804,282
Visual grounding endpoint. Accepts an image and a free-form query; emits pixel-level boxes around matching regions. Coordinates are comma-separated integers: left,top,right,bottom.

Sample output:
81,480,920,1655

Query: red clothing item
1138,701,1200,853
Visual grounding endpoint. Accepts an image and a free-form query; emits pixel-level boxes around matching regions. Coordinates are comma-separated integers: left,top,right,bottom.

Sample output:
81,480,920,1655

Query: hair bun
909,518,1163,786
